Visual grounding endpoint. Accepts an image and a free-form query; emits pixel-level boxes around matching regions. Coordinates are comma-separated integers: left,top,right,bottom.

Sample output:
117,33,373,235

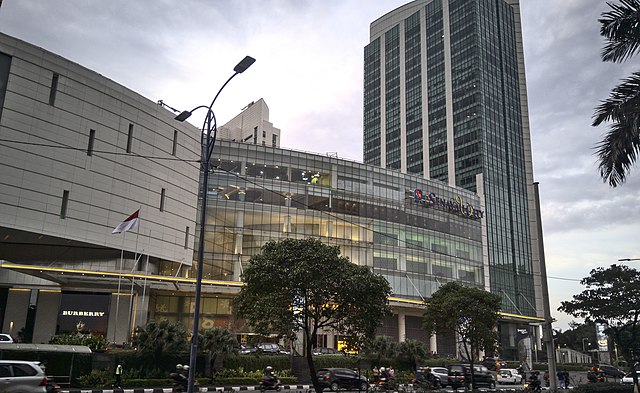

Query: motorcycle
170,372,194,392
523,374,542,393
260,375,282,392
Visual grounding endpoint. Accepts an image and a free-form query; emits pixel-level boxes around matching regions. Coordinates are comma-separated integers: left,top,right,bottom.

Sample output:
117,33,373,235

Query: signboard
413,189,484,219
57,292,110,336
596,323,609,352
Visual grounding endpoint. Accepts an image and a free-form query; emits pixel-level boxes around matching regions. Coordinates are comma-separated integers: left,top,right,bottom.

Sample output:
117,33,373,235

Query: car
430,367,449,386
316,368,368,391
239,344,257,355
497,368,523,384
0,360,56,393
256,343,289,355
0,334,14,343
622,371,640,385
481,357,507,371
313,347,339,356
598,364,625,379
448,363,496,390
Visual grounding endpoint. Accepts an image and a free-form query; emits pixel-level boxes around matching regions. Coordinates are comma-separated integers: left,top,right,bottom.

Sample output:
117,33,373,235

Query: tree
422,282,501,389
199,327,238,378
592,0,640,187
133,319,188,372
362,335,399,368
233,238,392,393
559,264,640,392
553,321,597,352
398,339,428,371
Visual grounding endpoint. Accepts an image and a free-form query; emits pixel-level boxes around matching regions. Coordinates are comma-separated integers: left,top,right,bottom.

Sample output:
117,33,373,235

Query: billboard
57,291,110,336
595,322,609,352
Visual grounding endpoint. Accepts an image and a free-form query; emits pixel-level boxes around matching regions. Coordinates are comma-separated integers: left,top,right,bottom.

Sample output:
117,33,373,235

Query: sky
1,0,639,332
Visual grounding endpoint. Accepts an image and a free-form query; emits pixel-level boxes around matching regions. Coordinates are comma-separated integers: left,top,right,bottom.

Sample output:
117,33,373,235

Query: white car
497,368,523,384
622,371,640,384
0,334,14,343
0,360,51,393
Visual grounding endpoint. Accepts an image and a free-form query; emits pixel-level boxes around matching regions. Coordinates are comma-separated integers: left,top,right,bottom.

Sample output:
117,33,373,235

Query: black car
448,363,496,390
316,368,368,391
598,364,625,379
481,357,507,371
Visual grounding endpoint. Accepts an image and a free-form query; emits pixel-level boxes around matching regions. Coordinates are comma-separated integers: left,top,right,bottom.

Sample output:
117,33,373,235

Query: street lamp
175,55,255,393
582,338,590,352
618,258,640,261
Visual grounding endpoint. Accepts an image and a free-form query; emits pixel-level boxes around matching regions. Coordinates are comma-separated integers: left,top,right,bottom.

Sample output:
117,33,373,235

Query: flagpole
127,210,141,343
114,232,125,343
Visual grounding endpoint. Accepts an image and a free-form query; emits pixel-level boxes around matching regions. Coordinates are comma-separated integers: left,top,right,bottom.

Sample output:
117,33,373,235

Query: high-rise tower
364,0,541,319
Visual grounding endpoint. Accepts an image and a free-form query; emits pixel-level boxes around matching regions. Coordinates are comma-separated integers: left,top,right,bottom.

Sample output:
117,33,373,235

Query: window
160,188,166,212
184,226,190,249
253,126,258,144
172,130,178,156
60,190,69,219
13,364,37,377
87,129,96,156
126,123,133,153
262,130,266,138
49,73,59,105
272,134,277,147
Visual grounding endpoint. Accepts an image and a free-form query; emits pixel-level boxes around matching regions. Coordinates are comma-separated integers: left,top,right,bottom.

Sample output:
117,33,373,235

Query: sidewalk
64,385,313,393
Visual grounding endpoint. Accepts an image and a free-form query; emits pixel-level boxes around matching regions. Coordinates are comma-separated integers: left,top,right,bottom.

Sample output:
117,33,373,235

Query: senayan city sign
413,189,484,220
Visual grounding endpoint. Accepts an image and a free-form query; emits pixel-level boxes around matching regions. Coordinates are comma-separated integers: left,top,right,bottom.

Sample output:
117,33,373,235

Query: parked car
0,360,58,393
239,344,257,355
598,364,625,379
448,363,496,390
622,371,640,385
497,368,523,384
256,343,289,355
430,367,449,387
316,368,368,391
0,334,14,343
481,357,507,371
312,347,339,356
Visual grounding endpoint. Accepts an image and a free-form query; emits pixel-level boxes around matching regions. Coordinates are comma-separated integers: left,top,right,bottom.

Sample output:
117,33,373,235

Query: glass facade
192,140,484,304
363,0,537,317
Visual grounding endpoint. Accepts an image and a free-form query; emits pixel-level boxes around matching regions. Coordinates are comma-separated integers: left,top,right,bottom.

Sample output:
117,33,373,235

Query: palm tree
363,336,398,368
199,327,238,378
134,319,188,372
398,339,427,371
593,0,640,187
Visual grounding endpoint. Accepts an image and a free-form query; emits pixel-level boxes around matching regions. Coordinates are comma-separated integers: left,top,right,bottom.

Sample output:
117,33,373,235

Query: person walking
114,364,123,389
557,370,565,389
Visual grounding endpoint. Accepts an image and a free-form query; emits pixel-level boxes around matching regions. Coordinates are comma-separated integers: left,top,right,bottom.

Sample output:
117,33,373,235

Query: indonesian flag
112,210,140,234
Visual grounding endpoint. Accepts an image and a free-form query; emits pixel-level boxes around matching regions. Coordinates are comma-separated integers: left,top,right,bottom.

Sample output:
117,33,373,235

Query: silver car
0,360,50,393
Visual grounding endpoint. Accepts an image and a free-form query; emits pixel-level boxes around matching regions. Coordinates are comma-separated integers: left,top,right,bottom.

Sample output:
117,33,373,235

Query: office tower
364,0,541,318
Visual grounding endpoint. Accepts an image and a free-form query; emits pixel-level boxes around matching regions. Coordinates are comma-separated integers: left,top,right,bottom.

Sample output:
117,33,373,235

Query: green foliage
234,238,392,389
553,322,597,352
49,333,107,350
592,0,640,186
423,282,501,366
199,327,239,376
133,319,189,372
312,355,358,369
77,370,112,388
397,339,427,371
569,382,632,393
362,336,399,367
559,265,640,366
223,355,290,372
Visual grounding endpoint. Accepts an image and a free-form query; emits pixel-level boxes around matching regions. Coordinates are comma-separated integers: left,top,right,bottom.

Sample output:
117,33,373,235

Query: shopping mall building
0,3,544,361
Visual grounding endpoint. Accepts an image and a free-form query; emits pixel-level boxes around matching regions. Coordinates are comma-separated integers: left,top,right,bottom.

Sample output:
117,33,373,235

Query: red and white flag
112,210,140,234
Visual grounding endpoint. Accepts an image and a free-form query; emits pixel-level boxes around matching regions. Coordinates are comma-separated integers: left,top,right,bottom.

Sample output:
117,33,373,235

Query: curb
64,386,313,393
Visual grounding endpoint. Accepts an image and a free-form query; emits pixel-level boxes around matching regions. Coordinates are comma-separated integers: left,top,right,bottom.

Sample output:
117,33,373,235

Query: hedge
223,355,290,372
570,382,633,393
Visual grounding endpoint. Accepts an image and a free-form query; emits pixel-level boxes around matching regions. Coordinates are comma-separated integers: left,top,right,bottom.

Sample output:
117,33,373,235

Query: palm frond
593,71,640,126
594,117,640,186
599,0,640,62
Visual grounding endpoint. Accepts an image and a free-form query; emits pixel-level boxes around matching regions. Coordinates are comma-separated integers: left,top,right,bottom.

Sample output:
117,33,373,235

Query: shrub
49,333,107,351
223,355,290,372
77,370,112,388
569,383,632,393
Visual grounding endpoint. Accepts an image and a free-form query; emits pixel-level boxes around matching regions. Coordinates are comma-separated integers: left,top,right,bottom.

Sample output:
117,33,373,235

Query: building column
430,333,438,356
398,313,406,342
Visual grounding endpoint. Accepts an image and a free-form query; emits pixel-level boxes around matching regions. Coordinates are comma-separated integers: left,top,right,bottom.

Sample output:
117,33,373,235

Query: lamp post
175,55,255,393
582,338,589,352
618,258,640,262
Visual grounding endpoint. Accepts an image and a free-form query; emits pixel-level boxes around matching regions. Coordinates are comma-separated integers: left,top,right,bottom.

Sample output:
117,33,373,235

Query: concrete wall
2,289,29,337
32,290,61,343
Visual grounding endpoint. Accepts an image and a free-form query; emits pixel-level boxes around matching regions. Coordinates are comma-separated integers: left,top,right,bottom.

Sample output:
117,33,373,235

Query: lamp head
234,56,256,73
175,111,192,122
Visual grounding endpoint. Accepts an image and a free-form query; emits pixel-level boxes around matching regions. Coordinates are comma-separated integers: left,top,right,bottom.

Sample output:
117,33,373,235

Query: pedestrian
114,364,123,389
373,366,379,382
557,369,565,389
563,370,571,389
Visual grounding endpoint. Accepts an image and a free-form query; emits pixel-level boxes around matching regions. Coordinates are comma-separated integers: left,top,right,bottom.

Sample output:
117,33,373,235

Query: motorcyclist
526,371,541,392
170,364,188,391
261,366,279,389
